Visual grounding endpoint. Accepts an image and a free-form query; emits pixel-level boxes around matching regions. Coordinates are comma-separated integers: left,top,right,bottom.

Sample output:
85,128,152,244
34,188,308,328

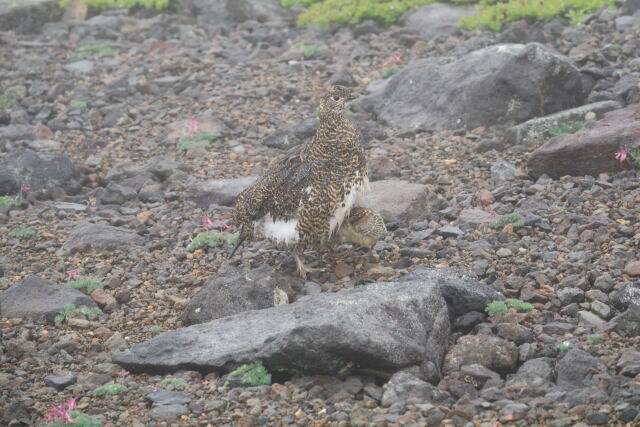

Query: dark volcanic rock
63,222,145,253
0,150,84,196
187,176,257,208
443,335,519,375
400,2,474,40
556,348,605,390
528,104,640,179
381,371,450,407
183,265,300,325
359,43,585,131
0,275,97,324
114,270,461,377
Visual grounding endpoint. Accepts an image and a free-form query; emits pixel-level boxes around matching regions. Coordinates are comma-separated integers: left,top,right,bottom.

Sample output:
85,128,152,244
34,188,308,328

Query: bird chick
333,206,386,249
231,85,368,278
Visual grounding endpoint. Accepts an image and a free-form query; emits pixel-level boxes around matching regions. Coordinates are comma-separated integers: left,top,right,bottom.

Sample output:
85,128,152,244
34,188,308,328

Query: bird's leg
293,249,318,279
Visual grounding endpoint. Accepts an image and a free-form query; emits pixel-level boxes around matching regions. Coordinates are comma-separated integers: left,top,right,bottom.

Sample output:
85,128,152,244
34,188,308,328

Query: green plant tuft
146,325,163,333
66,278,103,294
485,301,508,316
300,44,319,59
226,361,272,387
178,132,221,151
59,0,169,11
460,0,616,31
0,196,20,207
491,213,525,230
8,228,37,239
587,334,603,345
556,340,574,352
628,148,640,167
485,298,533,316
54,304,103,324
46,410,102,427
69,42,117,62
160,377,187,386
71,100,88,110
381,67,400,78
186,231,239,252
92,382,128,396
548,120,584,137
0,93,15,109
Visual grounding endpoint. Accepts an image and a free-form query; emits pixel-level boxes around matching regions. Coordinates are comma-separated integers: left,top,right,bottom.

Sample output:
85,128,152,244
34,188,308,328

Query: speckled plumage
333,206,386,248
231,85,368,277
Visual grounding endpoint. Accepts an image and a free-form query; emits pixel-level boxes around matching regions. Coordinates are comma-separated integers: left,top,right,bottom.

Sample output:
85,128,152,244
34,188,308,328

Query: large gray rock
528,104,640,179
0,150,84,196
381,371,450,407
114,269,460,377
183,265,301,325
401,2,474,40
187,176,258,208
443,335,519,375
556,348,605,390
359,43,585,131
505,358,554,396
505,101,621,147
63,222,145,253
0,275,97,324
362,179,431,223
399,268,502,319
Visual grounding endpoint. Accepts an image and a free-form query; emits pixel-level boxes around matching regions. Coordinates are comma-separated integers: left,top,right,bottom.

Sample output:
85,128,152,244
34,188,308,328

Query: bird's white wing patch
263,215,299,244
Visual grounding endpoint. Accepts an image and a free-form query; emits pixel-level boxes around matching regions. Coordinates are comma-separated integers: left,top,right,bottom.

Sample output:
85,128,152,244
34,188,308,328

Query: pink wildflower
66,269,79,281
188,117,200,135
615,146,629,163
66,398,76,412
202,216,231,231
116,370,130,377
44,401,76,425
381,52,402,67
20,185,31,192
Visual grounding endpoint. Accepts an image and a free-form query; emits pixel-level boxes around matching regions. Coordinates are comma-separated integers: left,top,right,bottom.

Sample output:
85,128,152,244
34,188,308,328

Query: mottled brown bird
333,206,386,249
231,85,368,277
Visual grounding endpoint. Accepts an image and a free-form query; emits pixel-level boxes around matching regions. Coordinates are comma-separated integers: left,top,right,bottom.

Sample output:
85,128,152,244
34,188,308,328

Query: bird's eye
332,95,340,101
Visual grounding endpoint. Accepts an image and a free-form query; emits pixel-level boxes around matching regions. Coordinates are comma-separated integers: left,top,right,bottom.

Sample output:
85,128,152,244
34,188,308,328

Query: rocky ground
1,0,640,426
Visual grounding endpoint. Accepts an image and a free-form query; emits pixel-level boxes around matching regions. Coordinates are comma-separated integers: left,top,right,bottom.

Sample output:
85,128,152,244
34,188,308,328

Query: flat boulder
187,176,258,208
183,265,300,325
0,275,97,324
114,269,460,377
362,179,431,223
528,104,640,179
63,222,145,253
359,43,584,131
0,150,84,196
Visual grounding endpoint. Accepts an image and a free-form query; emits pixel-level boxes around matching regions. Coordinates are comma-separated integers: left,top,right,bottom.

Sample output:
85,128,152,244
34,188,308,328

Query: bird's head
319,85,354,116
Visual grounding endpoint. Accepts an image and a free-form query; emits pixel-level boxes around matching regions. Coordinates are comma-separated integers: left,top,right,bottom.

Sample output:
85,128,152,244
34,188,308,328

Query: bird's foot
294,252,319,279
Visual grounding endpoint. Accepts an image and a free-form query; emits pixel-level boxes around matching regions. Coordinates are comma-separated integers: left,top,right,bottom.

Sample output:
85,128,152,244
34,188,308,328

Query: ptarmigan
231,85,368,277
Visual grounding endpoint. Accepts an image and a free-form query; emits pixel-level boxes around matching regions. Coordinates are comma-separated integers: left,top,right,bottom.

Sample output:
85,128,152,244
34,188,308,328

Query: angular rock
183,0,289,29
490,162,517,184
146,390,191,406
183,265,300,325
0,150,84,196
187,176,258,208
148,404,189,420
505,100,621,147
400,2,474,40
0,124,37,141
556,348,605,390
114,271,456,377
624,260,640,276
63,222,144,253
381,371,450,407
264,118,318,150
443,335,519,375
362,179,430,222
607,305,640,337
0,275,97,324
505,358,554,395
44,374,77,391
359,43,585,131
528,104,640,179
399,268,502,318
610,283,640,312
